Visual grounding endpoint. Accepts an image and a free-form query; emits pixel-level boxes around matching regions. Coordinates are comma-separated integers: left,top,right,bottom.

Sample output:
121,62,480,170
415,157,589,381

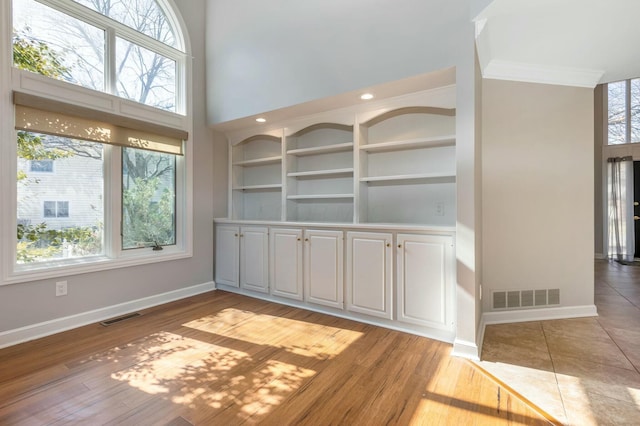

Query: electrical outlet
435,201,445,216
55,281,67,297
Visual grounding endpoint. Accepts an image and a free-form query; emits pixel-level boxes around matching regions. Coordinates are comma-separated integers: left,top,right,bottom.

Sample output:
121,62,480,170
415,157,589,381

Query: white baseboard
0,281,215,349
595,253,606,260
451,338,480,360
481,304,598,327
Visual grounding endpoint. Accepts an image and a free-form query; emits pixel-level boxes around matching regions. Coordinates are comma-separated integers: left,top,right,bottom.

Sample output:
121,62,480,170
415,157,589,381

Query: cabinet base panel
215,283,455,344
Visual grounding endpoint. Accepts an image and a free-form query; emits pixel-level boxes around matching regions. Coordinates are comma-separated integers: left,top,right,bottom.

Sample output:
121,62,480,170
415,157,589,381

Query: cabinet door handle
234,233,238,237
297,238,301,241
386,243,390,247
305,238,309,242
398,244,402,248
240,234,244,237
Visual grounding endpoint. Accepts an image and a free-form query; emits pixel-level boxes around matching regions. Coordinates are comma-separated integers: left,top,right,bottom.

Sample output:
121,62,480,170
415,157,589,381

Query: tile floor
477,260,640,425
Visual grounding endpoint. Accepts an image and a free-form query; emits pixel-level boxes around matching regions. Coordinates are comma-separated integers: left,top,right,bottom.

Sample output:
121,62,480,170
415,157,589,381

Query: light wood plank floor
0,291,552,425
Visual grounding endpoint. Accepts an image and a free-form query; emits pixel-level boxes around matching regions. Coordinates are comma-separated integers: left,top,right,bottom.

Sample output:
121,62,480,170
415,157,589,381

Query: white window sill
3,247,192,285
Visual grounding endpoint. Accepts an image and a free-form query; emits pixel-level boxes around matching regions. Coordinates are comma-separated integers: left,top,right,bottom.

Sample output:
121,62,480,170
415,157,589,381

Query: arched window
12,0,186,113
4,0,192,283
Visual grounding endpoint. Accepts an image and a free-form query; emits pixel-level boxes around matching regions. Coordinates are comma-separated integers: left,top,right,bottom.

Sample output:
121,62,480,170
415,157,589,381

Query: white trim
595,253,606,260
5,251,192,285
216,283,456,344
0,281,215,349
451,338,480,360
482,59,604,89
476,317,486,359
482,304,598,326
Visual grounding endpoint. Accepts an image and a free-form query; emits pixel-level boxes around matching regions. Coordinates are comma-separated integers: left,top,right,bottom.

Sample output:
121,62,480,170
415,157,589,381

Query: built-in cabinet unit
216,86,457,342
239,226,269,293
346,232,393,319
215,225,269,293
397,233,454,328
215,225,240,287
303,229,344,309
269,228,303,300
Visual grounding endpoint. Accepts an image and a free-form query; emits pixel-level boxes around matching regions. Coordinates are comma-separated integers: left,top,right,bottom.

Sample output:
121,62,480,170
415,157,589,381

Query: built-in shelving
360,172,456,184
233,184,283,191
287,142,353,157
358,105,456,225
287,168,354,178
232,156,282,167
360,136,455,152
230,133,283,221
286,123,355,223
224,88,457,225
287,194,354,200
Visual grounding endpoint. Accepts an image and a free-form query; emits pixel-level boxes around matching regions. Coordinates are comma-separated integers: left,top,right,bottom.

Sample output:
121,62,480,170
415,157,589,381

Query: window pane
608,81,627,145
71,0,178,48
122,148,176,250
631,79,640,143
43,201,56,218
17,133,104,264
13,0,105,91
30,160,53,173
116,37,176,112
57,201,70,218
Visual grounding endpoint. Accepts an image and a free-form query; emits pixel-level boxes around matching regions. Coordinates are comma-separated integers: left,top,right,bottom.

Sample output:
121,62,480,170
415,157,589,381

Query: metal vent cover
491,289,560,310
100,312,142,326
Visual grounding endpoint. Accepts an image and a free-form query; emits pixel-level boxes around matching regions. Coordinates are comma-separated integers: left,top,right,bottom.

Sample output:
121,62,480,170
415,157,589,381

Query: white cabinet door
397,233,454,328
270,228,303,300
346,232,392,319
240,226,269,293
215,225,240,287
304,229,344,309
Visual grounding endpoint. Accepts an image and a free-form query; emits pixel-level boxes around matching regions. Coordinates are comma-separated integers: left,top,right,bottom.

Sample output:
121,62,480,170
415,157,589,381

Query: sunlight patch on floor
182,308,363,360
110,331,316,418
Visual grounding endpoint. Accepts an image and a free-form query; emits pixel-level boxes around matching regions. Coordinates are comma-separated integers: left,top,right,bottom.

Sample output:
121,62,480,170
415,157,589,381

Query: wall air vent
493,291,507,309
491,289,560,310
100,312,142,326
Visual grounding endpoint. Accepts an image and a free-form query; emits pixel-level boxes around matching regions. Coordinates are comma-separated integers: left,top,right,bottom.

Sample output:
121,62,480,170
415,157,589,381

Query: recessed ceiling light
255,117,266,123
360,93,374,100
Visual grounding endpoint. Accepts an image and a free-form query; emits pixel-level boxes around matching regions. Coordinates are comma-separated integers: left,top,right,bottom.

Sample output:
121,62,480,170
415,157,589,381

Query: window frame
1,0,193,285
43,200,69,218
606,78,640,146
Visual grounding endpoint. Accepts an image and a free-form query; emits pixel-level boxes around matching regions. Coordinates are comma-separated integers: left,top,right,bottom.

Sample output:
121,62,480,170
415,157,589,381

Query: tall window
6,0,190,280
607,78,640,145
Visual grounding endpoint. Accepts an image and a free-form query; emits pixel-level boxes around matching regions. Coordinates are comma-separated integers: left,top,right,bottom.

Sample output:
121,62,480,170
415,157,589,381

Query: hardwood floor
0,291,552,425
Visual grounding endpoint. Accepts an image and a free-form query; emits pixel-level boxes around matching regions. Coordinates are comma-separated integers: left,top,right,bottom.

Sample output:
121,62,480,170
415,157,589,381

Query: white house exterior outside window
0,0,193,284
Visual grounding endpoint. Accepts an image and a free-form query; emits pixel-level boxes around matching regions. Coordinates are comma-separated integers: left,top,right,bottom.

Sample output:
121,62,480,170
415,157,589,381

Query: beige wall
482,79,594,312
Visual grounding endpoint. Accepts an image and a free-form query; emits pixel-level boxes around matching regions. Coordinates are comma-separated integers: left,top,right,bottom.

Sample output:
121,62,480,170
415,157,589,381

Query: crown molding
483,59,604,88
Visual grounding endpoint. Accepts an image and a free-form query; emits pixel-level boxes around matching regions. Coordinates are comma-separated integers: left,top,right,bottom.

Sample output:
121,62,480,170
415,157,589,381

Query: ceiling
475,0,640,87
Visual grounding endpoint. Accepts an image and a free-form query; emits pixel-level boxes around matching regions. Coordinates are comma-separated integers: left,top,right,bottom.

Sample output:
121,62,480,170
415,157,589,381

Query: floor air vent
492,289,560,310
100,312,142,326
